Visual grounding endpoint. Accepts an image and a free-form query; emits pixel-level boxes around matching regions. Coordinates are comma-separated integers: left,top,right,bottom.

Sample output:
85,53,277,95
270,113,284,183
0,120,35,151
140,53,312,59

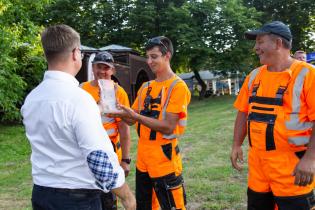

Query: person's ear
73,48,81,61
165,51,171,60
275,38,283,50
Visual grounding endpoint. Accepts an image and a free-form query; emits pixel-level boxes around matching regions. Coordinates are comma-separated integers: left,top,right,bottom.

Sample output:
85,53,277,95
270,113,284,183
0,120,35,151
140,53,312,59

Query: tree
0,0,50,122
178,0,259,98
243,0,315,52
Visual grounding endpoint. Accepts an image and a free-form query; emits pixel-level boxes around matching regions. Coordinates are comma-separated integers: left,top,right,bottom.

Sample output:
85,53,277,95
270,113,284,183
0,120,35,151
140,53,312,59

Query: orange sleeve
233,75,250,113
117,86,130,107
131,83,146,112
116,86,130,122
131,96,139,111
304,66,315,121
166,82,191,118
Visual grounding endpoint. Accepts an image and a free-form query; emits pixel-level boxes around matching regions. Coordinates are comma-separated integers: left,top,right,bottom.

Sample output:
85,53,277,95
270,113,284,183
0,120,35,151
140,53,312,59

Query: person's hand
112,183,136,210
121,161,130,177
293,154,315,186
107,105,137,119
230,145,244,171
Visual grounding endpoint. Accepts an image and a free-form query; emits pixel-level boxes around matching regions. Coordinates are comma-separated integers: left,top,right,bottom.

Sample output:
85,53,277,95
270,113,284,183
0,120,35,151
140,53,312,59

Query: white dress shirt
21,70,125,191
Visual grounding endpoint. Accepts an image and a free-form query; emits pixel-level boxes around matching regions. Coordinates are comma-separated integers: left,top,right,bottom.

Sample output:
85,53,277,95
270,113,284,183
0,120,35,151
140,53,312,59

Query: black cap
245,21,292,41
92,51,114,68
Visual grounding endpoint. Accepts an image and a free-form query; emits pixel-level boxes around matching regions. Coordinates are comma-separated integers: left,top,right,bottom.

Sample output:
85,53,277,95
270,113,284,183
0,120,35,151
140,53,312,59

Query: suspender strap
248,121,252,147
266,124,276,150
137,81,151,138
275,86,287,98
251,84,259,96
249,96,283,106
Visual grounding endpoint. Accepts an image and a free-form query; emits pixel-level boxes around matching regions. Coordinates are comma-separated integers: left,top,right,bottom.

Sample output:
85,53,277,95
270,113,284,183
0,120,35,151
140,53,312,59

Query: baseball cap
92,51,114,68
245,21,292,41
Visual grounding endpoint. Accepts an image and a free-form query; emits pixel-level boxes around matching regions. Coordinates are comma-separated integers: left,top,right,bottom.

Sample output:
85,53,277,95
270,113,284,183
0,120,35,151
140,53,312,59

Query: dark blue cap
245,21,292,41
92,51,114,68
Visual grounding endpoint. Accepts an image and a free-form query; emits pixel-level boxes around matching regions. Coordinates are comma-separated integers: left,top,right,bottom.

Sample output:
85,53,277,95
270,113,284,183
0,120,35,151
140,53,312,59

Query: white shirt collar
44,70,79,86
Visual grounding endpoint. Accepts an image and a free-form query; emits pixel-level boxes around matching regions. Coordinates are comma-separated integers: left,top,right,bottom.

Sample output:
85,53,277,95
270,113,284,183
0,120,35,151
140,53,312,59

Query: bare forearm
135,113,175,135
118,122,131,158
233,111,247,147
112,183,136,210
122,117,136,126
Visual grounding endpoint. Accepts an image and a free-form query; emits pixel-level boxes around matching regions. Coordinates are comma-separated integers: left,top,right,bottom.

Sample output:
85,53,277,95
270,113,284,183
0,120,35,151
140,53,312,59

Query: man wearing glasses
110,36,191,210
81,51,132,210
21,24,135,210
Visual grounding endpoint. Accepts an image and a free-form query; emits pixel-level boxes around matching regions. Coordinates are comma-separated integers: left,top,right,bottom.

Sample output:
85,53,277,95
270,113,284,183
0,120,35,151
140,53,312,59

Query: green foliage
0,0,49,122
243,0,315,52
41,0,260,73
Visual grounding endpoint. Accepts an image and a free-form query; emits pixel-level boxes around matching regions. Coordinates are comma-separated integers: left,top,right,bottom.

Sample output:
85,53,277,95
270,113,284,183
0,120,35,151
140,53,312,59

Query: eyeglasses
72,47,84,60
147,37,168,51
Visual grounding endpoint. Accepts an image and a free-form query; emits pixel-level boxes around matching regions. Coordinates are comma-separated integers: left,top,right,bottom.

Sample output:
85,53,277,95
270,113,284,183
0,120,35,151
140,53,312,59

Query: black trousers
32,184,103,210
248,187,315,210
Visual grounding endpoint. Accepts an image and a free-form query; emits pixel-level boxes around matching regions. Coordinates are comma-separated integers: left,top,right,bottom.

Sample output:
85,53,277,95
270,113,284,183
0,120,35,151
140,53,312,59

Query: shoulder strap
138,80,152,113
161,78,180,119
247,67,261,91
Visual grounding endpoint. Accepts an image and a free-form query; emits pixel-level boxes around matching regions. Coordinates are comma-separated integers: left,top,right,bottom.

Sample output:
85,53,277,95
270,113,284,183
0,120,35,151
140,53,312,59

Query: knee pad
275,191,315,210
153,173,186,210
100,192,117,210
247,188,275,210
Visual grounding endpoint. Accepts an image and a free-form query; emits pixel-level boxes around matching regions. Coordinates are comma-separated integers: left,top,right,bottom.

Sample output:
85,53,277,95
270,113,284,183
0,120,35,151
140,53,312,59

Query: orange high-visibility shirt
81,81,130,140
132,76,191,144
234,61,315,150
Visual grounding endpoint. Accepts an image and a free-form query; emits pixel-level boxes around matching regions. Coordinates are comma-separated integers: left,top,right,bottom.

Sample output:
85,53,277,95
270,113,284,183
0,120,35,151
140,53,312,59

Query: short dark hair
41,24,80,63
145,36,174,56
270,34,292,50
294,50,306,55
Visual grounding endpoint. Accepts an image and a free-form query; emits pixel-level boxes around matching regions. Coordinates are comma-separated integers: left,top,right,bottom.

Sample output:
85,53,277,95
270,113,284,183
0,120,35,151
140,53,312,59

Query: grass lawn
0,96,249,210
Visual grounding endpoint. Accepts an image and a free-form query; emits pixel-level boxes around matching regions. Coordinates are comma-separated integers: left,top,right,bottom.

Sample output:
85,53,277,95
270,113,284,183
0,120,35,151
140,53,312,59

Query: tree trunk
193,70,207,100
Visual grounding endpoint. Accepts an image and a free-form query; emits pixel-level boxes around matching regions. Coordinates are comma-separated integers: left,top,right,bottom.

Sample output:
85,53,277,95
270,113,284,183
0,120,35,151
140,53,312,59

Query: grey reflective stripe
162,79,181,139
101,116,115,123
179,119,187,126
162,79,180,120
285,67,313,131
285,114,313,130
106,128,117,136
163,134,178,139
138,82,150,113
288,136,310,146
248,68,260,90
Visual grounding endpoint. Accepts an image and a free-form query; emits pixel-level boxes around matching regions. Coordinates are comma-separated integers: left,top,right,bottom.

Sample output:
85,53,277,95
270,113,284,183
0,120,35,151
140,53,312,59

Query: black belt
33,184,102,194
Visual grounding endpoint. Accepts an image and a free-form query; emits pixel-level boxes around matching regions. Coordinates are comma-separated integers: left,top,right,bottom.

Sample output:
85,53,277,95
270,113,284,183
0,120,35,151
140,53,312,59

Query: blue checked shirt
87,150,119,191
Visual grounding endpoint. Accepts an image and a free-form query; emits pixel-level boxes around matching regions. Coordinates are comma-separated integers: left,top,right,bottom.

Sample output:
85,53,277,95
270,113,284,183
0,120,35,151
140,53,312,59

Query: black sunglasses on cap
92,52,114,64
147,37,168,51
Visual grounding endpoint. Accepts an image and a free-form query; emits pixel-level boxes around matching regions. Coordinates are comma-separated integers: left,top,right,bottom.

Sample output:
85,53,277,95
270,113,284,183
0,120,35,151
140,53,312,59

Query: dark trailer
77,44,155,103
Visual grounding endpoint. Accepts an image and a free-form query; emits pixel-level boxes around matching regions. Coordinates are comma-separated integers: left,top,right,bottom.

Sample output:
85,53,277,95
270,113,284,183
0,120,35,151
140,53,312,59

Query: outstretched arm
110,105,179,135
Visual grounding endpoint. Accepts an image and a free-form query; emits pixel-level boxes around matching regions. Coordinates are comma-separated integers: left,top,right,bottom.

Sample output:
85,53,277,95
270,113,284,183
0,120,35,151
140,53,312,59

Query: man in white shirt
21,24,135,210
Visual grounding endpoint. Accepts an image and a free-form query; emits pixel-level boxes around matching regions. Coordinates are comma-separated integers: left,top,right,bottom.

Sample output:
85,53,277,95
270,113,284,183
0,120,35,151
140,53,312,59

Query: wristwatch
121,158,131,164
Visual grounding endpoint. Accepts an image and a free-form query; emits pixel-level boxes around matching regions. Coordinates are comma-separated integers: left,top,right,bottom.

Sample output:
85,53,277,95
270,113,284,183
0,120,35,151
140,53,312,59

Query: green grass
0,96,249,210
